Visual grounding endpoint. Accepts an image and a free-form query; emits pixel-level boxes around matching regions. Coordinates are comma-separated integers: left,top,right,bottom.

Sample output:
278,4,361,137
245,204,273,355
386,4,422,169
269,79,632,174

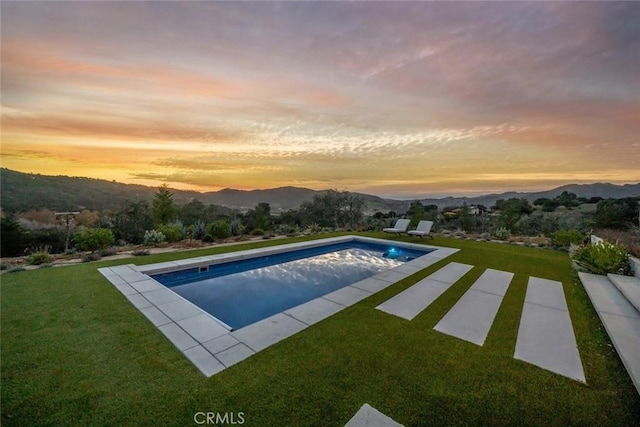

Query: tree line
1,186,638,258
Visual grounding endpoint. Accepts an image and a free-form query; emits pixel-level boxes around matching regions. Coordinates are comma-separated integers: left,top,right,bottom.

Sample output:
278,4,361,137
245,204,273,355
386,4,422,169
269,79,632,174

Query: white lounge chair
407,220,434,239
383,219,411,235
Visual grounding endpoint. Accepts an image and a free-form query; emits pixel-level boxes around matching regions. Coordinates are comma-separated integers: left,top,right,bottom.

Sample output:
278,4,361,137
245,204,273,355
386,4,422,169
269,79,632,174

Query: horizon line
2,167,638,202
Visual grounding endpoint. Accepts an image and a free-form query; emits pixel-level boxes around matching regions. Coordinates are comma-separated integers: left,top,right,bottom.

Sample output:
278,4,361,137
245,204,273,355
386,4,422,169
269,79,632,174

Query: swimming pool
153,241,429,329
99,236,458,376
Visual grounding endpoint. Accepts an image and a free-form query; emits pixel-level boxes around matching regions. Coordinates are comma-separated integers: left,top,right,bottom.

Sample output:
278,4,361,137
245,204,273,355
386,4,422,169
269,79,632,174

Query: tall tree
152,185,176,226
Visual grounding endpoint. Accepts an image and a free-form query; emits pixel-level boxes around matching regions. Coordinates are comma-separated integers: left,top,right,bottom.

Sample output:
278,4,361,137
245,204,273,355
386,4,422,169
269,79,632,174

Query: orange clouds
2,1,639,198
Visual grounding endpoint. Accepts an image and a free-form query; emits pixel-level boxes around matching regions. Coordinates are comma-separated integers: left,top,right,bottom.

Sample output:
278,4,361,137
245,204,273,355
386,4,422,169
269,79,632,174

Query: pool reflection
171,248,406,329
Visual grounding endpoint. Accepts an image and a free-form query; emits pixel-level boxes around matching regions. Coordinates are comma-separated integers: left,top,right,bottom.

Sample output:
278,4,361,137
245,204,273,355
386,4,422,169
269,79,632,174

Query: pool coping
98,235,458,377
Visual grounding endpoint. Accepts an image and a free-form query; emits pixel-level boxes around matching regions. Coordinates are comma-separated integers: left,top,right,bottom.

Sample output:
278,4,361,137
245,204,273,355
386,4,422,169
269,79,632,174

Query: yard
2,233,639,426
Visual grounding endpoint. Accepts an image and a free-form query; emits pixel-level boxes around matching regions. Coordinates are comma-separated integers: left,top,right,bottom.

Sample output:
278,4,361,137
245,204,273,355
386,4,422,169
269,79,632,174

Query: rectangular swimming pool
153,241,430,329
100,236,458,376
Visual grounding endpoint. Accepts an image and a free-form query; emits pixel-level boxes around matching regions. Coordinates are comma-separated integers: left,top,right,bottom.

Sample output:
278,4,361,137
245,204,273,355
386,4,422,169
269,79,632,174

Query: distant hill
411,182,640,211
1,168,638,214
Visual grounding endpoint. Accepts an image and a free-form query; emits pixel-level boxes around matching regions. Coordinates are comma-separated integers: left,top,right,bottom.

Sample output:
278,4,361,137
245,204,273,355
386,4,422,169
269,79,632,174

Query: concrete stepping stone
579,272,640,395
344,403,404,427
434,269,513,345
514,277,585,383
376,262,473,320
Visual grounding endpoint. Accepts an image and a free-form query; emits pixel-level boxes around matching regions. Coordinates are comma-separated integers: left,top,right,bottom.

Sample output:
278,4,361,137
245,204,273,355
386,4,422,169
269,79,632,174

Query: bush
26,251,54,265
73,228,115,253
492,227,511,240
207,220,231,240
251,228,265,236
192,220,206,240
230,219,245,237
157,224,183,243
202,234,215,243
99,247,118,257
572,241,631,275
132,249,150,256
81,252,103,263
143,229,166,246
551,229,586,249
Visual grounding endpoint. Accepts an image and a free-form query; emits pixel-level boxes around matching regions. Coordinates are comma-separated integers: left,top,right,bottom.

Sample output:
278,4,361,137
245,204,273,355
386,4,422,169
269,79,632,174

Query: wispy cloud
1,1,638,196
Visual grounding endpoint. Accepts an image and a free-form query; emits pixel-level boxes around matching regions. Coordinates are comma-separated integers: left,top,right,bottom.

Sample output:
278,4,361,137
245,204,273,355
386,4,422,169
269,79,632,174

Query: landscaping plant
571,241,631,275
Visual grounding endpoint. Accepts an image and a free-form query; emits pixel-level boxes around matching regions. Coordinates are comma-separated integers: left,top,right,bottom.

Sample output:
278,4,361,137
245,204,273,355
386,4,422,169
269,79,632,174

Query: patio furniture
383,219,411,235
407,220,434,239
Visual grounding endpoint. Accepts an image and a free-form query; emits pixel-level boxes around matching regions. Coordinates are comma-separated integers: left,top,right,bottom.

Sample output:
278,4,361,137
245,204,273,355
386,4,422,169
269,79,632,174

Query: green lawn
2,233,639,426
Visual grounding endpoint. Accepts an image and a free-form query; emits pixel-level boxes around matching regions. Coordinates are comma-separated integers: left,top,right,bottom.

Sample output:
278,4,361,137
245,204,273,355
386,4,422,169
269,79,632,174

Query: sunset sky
2,1,639,198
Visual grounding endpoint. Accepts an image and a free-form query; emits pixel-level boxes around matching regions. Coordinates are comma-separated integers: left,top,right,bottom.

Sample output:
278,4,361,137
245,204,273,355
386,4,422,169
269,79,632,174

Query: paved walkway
579,272,640,394
375,262,473,320
514,277,585,383
434,268,513,346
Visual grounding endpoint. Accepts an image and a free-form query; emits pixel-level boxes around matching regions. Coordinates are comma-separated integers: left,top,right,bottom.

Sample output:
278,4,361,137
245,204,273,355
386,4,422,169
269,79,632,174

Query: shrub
99,246,118,257
0,263,8,271
251,228,265,236
492,227,511,240
207,220,231,240
192,220,206,240
230,219,245,237
132,249,150,256
157,224,183,243
202,234,215,243
73,228,115,253
143,229,166,246
551,229,586,249
81,252,103,263
571,241,631,275
26,251,54,266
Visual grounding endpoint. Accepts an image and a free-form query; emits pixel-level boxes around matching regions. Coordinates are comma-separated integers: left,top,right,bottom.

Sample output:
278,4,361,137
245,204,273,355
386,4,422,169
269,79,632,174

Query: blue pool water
153,241,429,329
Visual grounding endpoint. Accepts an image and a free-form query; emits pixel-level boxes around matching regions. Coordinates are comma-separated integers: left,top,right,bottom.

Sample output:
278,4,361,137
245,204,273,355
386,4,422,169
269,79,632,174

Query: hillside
414,183,640,210
1,168,638,214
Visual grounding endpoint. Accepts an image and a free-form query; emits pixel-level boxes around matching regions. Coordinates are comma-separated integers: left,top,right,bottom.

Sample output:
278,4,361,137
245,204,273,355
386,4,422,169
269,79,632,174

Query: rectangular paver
284,297,345,325
434,269,513,345
376,263,473,320
427,262,474,284
350,277,394,293
158,323,198,351
323,286,372,307
139,306,172,326
514,277,585,383
183,345,225,377
215,343,255,368
203,334,241,355
142,288,182,306
177,314,229,342
344,403,404,427
231,313,307,352
157,299,204,322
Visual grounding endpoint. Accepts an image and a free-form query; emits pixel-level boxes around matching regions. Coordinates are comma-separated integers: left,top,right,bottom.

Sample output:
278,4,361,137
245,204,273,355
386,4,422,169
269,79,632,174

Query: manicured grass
2,233,639,426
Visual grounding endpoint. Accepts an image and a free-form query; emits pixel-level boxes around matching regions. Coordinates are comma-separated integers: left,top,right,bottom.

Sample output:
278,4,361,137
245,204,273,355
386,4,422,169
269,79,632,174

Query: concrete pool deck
98,236,458,376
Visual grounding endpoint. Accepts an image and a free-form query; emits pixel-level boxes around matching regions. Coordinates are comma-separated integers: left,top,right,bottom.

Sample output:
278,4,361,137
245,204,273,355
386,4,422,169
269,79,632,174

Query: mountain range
1,168,639,214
